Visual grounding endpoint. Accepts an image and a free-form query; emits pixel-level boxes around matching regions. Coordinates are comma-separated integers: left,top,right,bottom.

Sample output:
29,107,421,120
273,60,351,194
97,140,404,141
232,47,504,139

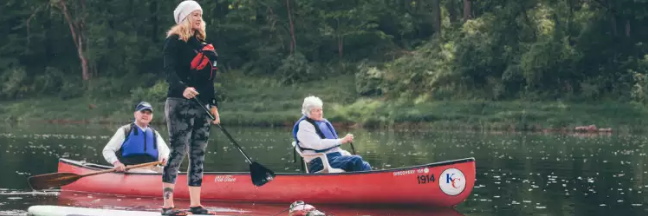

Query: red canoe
57,157,475,207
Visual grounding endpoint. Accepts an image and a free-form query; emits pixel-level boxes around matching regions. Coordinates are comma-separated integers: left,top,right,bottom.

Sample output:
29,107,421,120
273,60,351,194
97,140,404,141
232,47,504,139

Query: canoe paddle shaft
192,97,275,186
27,161,161,190
192,98,252,162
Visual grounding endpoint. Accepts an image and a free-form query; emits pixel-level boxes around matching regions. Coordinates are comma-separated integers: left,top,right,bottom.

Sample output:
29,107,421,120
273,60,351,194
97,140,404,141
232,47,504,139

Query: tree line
1,0,648,103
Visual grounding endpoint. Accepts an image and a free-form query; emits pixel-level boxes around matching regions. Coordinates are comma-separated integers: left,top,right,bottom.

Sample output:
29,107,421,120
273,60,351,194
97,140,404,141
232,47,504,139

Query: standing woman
161,0,220,215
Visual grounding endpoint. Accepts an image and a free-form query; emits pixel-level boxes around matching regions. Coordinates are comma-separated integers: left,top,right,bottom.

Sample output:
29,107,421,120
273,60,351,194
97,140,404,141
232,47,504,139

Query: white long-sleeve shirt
102,124,170,165
296,120,350,162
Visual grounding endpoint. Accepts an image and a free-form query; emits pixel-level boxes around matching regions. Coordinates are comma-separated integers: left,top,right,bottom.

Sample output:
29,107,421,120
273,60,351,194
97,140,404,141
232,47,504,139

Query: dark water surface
0,123,647,215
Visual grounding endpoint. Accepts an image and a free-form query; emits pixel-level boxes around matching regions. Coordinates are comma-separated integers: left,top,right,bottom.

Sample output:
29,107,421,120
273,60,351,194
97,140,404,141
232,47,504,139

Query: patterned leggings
162,97,211,186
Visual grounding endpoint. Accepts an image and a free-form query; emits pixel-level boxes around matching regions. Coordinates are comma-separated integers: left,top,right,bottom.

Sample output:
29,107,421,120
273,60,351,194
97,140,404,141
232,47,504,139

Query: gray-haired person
292,95,372,173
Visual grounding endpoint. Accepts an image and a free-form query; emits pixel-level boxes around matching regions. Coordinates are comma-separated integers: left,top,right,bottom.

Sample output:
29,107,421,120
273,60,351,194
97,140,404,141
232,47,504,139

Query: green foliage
130,80,169,103
629,55,648,103
276,52,320,84
0,67,31,99
4,70,648,132
354,62,384,96
3,0,648,107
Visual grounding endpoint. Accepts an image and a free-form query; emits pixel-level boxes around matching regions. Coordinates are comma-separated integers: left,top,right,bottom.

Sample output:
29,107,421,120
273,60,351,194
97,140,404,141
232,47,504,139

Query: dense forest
2,0,648,104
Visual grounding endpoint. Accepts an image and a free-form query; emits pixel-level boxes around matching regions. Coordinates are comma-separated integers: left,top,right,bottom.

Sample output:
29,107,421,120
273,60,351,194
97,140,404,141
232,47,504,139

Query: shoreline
1,107,637,133
4,112,627,134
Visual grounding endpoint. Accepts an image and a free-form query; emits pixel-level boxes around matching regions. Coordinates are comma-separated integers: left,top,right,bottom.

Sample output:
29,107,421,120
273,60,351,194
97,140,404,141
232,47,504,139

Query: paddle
28,161,161,190
192,97,275,187
344,126,357,155
349,142,357,155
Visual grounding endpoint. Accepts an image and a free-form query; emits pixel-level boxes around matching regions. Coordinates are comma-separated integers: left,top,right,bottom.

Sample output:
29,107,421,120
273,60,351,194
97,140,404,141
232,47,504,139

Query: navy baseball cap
135,101,153,112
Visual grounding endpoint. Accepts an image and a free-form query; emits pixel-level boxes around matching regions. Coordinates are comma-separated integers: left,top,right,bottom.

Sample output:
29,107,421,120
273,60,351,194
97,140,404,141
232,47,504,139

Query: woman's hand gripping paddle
27,161,161,190
193,97,275,187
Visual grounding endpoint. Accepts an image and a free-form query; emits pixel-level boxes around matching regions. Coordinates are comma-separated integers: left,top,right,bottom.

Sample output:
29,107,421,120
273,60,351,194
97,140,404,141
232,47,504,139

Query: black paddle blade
28,173,81,190
250,161,275,187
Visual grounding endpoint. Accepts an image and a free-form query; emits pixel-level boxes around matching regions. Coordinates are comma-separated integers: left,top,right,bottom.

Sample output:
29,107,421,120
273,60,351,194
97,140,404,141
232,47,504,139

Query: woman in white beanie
160,0,219,215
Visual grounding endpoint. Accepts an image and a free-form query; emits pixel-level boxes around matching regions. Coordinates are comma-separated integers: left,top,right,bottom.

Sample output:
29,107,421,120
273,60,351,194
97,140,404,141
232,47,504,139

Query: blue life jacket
117,123,159,165
292,115,340,153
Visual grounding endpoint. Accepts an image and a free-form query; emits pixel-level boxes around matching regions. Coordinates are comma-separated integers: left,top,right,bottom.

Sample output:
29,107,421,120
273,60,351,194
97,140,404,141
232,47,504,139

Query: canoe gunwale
58,157,475,176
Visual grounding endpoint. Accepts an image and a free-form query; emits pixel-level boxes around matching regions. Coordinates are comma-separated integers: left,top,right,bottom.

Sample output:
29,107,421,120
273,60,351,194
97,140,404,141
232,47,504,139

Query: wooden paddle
193,97,276,187
28,161,161,190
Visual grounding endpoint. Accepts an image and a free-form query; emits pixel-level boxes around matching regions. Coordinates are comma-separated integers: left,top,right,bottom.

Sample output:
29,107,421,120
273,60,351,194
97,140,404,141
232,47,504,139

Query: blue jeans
307,152,371,173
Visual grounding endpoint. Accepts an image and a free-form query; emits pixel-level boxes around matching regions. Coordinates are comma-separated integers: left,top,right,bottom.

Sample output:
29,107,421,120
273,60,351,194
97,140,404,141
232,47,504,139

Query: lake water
0,123,647,216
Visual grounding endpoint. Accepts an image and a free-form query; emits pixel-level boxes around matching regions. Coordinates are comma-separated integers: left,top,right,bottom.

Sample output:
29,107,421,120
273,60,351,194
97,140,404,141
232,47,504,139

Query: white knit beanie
173,0,203,24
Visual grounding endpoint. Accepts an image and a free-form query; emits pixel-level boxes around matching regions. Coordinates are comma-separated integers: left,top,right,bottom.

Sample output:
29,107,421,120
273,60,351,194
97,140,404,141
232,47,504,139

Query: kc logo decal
439,168,466,196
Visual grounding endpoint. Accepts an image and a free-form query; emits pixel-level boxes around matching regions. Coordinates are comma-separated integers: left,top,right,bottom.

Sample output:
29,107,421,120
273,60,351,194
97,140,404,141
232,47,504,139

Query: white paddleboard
27,205,239,216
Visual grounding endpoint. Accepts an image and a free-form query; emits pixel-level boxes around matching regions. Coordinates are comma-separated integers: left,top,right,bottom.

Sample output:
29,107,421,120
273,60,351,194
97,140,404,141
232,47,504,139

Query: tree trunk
338,35,344,57
521,6,536,39
107,0,115,48
79,0,96,78
448,1,458,23
463,0,471,21
150,1,158,43
611,15,617,36
59,0,91,81
286,0,297,54
45,5,53,64
432,0,441,35
336,18,343,57
27,3,49,51
625,19,631,37
567,0,573,36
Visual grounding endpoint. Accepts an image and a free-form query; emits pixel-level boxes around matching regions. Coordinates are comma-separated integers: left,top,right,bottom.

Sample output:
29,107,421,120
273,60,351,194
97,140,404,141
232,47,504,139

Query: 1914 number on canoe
417,174,435,184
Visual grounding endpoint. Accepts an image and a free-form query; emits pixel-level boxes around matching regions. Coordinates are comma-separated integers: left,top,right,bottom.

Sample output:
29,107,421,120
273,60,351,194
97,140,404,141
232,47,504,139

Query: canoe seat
292,141,345,174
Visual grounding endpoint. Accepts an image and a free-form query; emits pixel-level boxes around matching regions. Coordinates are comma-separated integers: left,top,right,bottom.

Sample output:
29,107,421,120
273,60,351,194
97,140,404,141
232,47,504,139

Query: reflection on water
0,189,465,216
1,123,648,215
47,191,465,216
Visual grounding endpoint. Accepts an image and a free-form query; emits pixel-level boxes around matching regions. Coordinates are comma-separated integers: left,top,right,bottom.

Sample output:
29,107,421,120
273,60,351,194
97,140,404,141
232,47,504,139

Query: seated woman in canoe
292,95,372,173
101,101,169,173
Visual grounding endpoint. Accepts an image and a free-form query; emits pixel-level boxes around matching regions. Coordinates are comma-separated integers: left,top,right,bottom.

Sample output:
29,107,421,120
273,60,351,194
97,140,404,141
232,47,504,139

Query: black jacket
162,34,218,108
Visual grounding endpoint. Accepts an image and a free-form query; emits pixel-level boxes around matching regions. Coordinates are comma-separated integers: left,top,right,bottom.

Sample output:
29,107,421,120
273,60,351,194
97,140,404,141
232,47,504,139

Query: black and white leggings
162,97,211,186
